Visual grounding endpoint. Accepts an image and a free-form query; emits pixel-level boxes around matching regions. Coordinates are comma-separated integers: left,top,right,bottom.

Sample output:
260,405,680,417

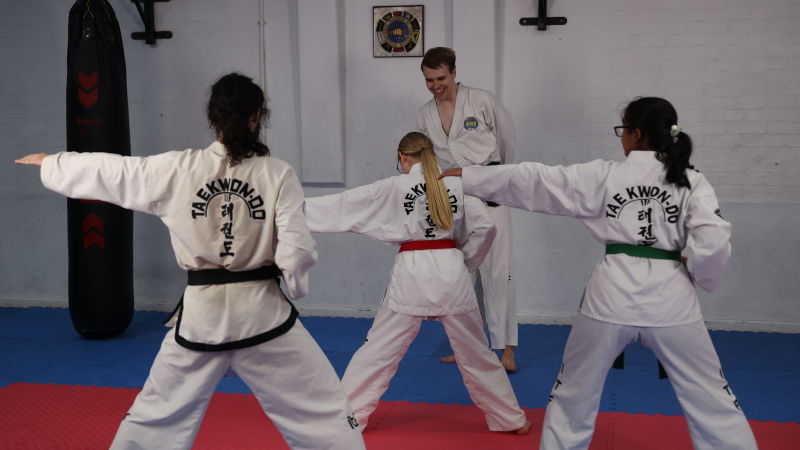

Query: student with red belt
304,132,530,435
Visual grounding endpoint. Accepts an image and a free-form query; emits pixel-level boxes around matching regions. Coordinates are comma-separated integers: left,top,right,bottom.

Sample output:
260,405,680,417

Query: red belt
399,239,457,252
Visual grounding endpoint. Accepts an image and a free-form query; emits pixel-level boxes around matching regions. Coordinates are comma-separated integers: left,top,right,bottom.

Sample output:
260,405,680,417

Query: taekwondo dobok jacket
461,151,732,327
41,141,317,347
305,163,496,316
417,84,515,168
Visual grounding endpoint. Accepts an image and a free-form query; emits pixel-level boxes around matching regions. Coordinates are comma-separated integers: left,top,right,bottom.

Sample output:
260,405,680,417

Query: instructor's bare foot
502,345,517,372
515,420,532,435
440,354,456,363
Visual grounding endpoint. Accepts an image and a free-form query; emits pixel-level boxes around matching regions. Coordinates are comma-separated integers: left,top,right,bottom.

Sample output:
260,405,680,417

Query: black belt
486,161,501,207
187,265,282,286
169,264,300,352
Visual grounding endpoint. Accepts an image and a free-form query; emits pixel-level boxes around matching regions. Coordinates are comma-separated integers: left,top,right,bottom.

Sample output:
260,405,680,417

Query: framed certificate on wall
373,5,424,57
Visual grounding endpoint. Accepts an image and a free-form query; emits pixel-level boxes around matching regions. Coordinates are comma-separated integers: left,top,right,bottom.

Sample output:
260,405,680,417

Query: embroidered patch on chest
463,117,479,130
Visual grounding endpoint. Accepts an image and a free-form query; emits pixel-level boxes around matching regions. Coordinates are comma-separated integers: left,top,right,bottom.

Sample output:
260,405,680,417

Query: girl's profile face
620,121,647,155
397,152,415,174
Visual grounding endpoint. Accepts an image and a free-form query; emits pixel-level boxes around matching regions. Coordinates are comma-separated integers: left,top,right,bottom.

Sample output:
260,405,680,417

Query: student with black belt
15,73,365,450
440,97,758,449
304,132,531,435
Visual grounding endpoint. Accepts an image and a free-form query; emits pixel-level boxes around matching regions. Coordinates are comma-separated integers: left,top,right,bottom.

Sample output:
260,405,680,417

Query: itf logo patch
463,117,479,130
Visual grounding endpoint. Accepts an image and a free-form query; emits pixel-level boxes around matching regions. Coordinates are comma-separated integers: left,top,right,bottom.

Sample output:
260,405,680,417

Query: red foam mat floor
0,383,796,449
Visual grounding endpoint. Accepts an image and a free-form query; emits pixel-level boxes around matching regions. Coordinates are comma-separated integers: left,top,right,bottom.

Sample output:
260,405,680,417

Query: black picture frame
373,5,424,58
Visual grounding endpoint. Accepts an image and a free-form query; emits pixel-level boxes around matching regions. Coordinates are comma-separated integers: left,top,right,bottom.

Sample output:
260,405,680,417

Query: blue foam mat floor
1,307,798,423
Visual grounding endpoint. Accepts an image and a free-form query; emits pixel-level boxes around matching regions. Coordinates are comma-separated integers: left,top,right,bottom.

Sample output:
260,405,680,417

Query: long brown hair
398,132,453,230
207,73,270,166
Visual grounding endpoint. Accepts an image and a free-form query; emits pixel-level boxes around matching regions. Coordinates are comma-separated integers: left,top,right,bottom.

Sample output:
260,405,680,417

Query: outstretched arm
445,161,612,219
438,167,462,178
16,151,168,216
14,153,48,167
304,178,394,240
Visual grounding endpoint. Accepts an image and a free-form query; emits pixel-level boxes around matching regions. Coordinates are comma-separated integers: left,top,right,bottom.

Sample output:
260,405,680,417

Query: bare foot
501,345,517,372
440,354,456,363
515,420,532,435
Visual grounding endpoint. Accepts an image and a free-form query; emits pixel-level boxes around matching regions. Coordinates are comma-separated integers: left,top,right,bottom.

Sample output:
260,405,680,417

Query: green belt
605,243,681,261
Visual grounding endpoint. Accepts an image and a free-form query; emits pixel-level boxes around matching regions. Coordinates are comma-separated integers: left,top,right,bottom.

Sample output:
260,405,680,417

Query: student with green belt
440,97,757,449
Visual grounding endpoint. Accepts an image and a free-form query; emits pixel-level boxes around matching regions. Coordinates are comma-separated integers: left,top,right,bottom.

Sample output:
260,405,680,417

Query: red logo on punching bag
78,72,98,108
82,213,105,250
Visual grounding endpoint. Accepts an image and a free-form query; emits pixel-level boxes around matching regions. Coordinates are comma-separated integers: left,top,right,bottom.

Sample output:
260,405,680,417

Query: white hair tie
670,124,682,143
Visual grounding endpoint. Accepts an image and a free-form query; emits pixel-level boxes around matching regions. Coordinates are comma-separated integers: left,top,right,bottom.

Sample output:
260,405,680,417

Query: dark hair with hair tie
207,73,270,166
623,97,693,188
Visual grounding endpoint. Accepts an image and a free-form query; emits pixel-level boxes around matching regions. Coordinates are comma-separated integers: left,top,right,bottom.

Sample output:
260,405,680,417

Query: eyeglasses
613,125,633,137
396,158,403,174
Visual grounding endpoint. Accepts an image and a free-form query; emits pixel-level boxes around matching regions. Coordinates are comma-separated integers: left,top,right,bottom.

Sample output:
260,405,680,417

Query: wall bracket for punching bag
67,0,134,338
519,0,567,30
131,0,172,45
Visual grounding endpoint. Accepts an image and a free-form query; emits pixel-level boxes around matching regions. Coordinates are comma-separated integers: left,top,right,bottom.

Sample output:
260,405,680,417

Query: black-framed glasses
613,125,633,137
396,158,403,173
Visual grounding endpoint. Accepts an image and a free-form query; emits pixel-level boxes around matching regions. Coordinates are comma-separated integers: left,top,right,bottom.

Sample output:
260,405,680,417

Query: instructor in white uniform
305,132,530,435
417,46,519,371
16,73,365,450
441,97,757,449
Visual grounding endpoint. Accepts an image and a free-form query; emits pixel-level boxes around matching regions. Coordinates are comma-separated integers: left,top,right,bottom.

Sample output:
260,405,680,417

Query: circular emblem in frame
373,6,424,57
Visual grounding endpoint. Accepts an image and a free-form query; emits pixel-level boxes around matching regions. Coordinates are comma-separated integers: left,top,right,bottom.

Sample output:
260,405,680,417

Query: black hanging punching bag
66,0,133,338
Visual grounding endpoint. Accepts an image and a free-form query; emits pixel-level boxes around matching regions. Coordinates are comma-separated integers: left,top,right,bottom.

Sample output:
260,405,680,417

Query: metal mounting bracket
519,0,567,31
131,0,172,44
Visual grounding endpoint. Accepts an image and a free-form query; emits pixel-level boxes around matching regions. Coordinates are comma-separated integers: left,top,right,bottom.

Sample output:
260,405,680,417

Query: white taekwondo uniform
305,162,527,431
418,83,518,350
459,151,757,450
40,141,365,450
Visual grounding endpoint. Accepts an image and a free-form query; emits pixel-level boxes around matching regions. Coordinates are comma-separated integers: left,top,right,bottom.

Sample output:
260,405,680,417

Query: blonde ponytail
398,132,453,230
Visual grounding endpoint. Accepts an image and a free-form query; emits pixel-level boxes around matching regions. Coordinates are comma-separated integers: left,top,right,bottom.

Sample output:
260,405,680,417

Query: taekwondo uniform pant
110,322,365,450
479,204,518,349
540,314,757,450
341,303,527,431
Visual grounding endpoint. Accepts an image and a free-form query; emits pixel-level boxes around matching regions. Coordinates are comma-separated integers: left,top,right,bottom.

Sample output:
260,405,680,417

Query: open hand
438,167,462,179
14,153,48,167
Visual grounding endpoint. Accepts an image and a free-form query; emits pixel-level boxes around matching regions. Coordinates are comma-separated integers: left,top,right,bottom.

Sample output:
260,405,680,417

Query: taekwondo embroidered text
605,185,681,224
191,177,267,220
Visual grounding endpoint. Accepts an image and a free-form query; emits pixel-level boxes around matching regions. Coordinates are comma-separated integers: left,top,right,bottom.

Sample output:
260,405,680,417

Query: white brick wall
1,0,798,331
